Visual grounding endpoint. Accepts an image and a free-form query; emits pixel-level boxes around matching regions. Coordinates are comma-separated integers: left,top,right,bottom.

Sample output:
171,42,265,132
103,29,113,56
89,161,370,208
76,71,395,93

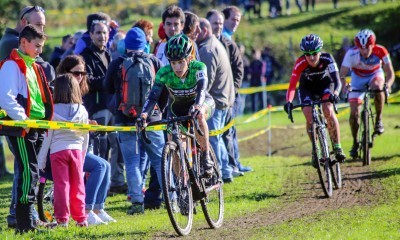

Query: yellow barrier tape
238,83,289,94
209,119,235,136
0,120,167,132
238,126,270,142
239,106,281,125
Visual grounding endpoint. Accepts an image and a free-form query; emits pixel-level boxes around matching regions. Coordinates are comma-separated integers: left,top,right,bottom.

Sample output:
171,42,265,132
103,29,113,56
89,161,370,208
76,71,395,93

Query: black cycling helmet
165,34,193,61
300,34,323,53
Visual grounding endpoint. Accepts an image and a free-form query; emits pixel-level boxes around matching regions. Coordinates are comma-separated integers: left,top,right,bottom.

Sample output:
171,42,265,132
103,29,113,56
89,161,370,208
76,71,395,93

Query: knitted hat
124,27,146,50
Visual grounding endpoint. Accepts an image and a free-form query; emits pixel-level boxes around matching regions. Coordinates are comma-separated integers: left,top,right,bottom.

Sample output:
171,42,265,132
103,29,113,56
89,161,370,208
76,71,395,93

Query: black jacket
80,44,111,117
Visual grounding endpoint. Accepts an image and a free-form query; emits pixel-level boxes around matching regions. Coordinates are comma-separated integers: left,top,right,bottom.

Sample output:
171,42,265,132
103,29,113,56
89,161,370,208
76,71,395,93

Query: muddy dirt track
153,128,383,239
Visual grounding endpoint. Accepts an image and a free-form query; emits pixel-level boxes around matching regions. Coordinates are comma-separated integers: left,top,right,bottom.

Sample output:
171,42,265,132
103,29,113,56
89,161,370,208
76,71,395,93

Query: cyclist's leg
195,97,215,176
349,73,368,154
369,71,385,132
298,86,313,141
322,100,340,144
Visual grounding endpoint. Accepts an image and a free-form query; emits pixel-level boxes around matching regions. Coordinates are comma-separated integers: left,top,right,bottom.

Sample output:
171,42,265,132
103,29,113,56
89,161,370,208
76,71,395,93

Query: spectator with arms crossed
339,29,394,158
284,34,346,167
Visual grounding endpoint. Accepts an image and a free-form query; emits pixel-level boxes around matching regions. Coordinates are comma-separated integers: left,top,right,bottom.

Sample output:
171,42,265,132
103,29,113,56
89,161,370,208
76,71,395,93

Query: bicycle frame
289,98,341,197
141,116,207,198
348,84,386,165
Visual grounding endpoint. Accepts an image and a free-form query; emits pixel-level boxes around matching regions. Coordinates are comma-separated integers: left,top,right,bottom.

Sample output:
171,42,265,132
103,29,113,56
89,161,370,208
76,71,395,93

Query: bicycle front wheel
200,146,224,229
330,162,342,189
312,123,333,197
37,177,54,223
161,141,194,236
361,109,371,166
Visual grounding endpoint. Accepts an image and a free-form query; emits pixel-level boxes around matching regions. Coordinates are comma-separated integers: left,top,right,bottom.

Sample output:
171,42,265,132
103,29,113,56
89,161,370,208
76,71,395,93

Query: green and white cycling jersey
142,60,214,118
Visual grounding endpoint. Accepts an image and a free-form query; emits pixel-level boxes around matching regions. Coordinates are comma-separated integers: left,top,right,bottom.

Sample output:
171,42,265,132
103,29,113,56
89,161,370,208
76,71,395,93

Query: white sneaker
86,210,107,225
96,209,117,223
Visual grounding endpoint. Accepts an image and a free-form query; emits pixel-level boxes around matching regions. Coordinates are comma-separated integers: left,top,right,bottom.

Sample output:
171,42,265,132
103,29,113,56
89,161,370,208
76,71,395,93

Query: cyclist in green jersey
139,34,216,176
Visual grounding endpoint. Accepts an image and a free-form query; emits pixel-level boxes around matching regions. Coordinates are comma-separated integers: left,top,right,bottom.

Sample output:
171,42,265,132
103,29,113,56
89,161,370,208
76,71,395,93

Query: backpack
119,53,155,118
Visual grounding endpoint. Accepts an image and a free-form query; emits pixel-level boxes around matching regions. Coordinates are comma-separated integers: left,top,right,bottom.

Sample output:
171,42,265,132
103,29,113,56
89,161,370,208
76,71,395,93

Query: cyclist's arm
327,54,342,95
194,68,208,107
286,57,305,102
382,61,395,90
339,66,350,92
286,73,299,103
141,77,165,118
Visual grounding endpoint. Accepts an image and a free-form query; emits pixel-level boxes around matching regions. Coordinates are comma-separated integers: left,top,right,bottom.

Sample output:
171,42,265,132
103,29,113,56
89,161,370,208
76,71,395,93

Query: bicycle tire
200,146,224,229
37,178,54,223
161,141,194,236
330,162,342,189
361,109,371,166
312,123,333,197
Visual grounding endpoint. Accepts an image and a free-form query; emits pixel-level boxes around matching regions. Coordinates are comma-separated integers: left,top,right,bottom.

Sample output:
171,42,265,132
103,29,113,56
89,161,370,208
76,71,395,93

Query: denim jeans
91,109,124,188
119,130,164,204
207,108,232,179
107,132,125,188
84,153,111,210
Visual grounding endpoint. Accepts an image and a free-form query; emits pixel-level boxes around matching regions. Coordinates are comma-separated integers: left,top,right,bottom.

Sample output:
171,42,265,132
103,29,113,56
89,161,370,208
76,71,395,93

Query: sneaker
349,143,359,158
201,152,214,177
47,222,67,229
334,147,346,163
375,121,384,134
76,220,88,227
96,210,116,223
232,168,244,177
238,165,253,172
222,177,233,184
34,219,47,227
58,222,68,228
87,210,107,225
127,202,144,215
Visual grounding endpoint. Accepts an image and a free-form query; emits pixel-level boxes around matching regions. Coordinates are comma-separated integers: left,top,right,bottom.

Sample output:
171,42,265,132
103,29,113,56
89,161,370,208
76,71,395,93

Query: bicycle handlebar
288,98,337,123
139,115,204,144
345,83,388,104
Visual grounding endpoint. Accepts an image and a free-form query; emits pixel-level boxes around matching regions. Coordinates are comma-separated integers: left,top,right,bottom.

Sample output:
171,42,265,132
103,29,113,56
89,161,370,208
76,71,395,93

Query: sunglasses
69,71,87,77
20,6,45,20
304,51,320,56
92,19,108,25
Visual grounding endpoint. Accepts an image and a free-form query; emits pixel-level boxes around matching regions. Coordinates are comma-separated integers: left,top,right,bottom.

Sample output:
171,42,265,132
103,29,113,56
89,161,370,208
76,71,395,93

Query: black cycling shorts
298,76,334,103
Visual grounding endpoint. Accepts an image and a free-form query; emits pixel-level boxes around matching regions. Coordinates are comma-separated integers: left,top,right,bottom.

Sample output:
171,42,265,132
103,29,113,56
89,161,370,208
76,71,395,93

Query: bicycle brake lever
288,110,294,123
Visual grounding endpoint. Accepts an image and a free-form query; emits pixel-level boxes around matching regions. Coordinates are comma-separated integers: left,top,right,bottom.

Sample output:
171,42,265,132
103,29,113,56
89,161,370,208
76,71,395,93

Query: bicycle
347,84,388,166
288,98,342,198
140,115,224,236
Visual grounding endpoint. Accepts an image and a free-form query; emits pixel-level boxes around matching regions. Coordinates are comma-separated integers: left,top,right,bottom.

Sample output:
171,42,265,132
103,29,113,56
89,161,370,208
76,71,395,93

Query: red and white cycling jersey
342,45,391,77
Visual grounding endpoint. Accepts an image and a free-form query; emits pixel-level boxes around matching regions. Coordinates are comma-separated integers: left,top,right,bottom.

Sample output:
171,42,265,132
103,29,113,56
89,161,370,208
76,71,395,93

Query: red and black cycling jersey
286,52,341,102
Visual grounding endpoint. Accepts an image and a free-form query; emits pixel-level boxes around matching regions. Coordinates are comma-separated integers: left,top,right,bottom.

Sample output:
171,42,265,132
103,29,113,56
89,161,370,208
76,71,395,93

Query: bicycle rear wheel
37,177,54,223
200,146,224,229
312,123,333,197
361,109,371,166
161,141,194,236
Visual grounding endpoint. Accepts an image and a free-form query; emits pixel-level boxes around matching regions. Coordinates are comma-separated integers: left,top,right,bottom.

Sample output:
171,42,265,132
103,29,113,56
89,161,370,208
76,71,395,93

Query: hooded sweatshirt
37,103,89,170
